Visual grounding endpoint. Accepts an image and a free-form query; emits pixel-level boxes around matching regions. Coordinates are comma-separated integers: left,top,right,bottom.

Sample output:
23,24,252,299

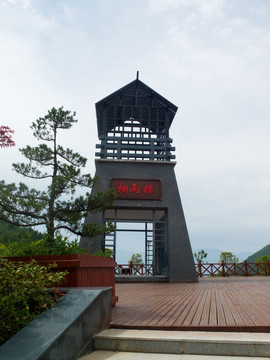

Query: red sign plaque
110,178,162,200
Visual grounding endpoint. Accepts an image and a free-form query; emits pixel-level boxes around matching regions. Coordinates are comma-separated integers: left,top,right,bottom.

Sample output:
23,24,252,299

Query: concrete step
92,329,270,358
80,350,268,360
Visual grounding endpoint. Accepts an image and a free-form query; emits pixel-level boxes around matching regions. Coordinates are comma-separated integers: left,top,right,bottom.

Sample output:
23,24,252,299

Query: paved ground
80,329,270,359
80,351,268,359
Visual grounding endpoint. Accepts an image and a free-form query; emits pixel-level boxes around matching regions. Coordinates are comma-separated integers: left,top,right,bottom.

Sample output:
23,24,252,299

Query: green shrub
92,248,113,258
0,258,68,345
129,253,143,264
0,232,86,257
0,243,9,257
0,239,46,257
42,233,86,255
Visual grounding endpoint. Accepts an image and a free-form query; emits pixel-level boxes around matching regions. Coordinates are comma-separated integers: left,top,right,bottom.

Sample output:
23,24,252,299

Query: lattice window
96,118,175,161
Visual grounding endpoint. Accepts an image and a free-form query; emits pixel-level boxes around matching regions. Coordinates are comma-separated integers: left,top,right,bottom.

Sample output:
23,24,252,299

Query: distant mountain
237,251,254,262
115,247,254,265
0,220,43,244
245,244,270,263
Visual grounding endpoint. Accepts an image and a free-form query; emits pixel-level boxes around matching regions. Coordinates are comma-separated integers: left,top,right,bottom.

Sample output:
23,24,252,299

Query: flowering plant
0,126,15,148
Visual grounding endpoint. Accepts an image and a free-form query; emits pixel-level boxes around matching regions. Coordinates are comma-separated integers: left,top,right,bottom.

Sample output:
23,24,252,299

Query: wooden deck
111,277,270,332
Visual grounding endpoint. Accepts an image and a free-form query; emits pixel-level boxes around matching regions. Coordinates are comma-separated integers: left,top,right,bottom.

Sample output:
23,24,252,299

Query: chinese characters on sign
117,183,154,195
110,179,162,200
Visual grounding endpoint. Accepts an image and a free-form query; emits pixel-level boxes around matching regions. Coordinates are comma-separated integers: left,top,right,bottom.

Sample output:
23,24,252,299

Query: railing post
267,260,270,276
118,265,122,275
129,261,133,275
244,260,248,276
221,261,225,277
198,260,202,277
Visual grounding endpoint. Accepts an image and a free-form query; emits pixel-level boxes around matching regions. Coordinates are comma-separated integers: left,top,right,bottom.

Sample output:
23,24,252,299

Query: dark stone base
81,159,198,283
116,276,168,283
0,288,111,360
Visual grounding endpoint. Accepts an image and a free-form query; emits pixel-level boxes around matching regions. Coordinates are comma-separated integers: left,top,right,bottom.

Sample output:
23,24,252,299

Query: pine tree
0,107,115,248
194,249,208,263
219,251,238,263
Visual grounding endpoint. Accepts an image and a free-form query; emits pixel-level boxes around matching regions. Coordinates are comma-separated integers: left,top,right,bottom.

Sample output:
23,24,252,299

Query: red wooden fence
196,260,270,277
115,261,270,277
115,262,153,276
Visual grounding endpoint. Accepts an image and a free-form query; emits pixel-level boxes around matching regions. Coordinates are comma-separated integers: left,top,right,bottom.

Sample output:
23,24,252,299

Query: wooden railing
115,261,270,277
115,262,153,276
196,260,270,277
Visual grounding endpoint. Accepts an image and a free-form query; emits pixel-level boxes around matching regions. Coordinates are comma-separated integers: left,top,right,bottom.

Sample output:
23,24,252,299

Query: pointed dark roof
95,78,178,137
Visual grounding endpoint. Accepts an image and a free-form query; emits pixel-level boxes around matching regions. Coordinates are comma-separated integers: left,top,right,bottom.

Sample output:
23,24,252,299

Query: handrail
196,260,270,277
115,260,270,277
115,262,153,276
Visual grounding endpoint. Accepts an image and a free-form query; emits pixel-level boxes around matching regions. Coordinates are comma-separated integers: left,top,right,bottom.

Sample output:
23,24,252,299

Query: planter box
6,254,118,306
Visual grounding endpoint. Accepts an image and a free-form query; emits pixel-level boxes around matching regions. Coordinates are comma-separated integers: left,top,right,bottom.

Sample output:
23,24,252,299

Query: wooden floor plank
216,284,237,326
214,284,245,326
209,284,217,326
156,284,201,326
230,283,270,325
190,282,211,326
199,283,211,326
162,288,199,326
111,277,270,332
182,283,209,326
215,283,229,326
130,284,193,327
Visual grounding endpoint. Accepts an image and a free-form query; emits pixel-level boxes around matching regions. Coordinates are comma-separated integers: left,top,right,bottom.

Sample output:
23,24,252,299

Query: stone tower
81,76,197,282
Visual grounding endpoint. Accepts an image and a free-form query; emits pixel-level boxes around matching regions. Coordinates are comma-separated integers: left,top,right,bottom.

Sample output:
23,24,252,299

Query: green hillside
0,220,44,244
245,244,270,263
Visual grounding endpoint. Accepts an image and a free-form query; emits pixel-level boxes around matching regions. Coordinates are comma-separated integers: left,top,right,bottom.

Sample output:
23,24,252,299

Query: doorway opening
103,209,167,276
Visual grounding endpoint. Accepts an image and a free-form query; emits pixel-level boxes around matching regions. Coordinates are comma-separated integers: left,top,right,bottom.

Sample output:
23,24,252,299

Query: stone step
92,329,270,358
80,350,268,360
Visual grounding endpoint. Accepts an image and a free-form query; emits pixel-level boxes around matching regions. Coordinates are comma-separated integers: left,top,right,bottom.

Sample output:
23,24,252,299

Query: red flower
0,126,15,148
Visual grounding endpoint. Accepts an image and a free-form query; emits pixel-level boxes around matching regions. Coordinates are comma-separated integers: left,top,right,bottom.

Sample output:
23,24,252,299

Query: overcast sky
1,0,270,254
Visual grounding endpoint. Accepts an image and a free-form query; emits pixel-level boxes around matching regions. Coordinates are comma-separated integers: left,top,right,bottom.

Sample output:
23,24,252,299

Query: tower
81,76,197,282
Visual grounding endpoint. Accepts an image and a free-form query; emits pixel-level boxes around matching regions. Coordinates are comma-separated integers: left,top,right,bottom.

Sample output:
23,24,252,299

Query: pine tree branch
0,203,46,221
13,163,52,179
56,146,87,167
0,216,46,228
14,171,52,180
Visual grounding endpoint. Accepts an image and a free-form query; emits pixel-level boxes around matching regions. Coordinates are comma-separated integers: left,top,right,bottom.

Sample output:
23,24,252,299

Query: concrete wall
0,288,112,360
81,159,197,283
